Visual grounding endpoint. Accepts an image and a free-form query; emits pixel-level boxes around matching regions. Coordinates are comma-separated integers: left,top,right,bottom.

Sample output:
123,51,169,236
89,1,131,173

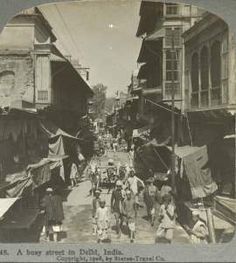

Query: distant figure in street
186,211,209,244
89,164,100,195
107,159,116,193
125,168,144,196
111,180,125,238
113,137,118,152
160,173,172,203
70,162,78,188
92,189,102,235
118,164,126,182
95,200,110,243
123,190,137,243
156,194,176,244
42,188,64,242
125,168,144,217
143,177,160,226
129,144,135,160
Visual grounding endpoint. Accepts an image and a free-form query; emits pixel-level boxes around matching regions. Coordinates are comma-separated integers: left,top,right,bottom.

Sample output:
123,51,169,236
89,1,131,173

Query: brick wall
0,54,34,107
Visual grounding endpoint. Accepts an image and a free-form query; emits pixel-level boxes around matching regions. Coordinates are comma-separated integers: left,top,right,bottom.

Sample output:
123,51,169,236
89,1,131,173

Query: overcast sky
40,0,141,97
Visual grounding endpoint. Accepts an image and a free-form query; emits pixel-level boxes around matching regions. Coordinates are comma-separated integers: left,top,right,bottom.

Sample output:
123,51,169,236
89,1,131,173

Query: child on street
156,194,176,243
123,190,137,243
95,200,111,243
92,189,102,235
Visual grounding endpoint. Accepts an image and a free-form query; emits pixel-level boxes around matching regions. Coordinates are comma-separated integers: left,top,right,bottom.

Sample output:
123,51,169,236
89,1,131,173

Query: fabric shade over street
5,177,32,198
0,198,19,218
214,196,236,225
40,120,84,158
185,201,234,230
40,120,80,140
135,141,218,199
3,157,66,198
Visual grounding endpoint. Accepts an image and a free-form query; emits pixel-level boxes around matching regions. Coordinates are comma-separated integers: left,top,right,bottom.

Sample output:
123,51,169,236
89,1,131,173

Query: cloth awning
135,142,218,199
126,96,139,102
40,120,80,140
185,201,234,230
131,87,142,94
133,126,150,140
142,87,162,96
186,109,233,123
0,198,18,218
137,38,162,63
214,195,236,225
224,134,236,139
3,156,67,198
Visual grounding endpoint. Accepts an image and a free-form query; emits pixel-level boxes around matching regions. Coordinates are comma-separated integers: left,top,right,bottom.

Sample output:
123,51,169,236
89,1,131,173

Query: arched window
211,41,221,105
0,71,15,97
191,52,199,107
200,46,209,106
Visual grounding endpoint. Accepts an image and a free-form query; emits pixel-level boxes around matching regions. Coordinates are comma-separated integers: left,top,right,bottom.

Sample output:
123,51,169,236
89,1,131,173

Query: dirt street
43,150,191,244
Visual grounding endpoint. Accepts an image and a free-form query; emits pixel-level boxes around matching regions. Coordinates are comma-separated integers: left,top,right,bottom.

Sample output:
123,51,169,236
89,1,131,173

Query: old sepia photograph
0,0,235,247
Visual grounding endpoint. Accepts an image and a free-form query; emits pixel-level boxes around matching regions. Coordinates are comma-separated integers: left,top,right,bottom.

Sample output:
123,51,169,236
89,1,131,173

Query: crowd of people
89,162,209,244
89,159,168,243
38,131,209,244
88,131,209,244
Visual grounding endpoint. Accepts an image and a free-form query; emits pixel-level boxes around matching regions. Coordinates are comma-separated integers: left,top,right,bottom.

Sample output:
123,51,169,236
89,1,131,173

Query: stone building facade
0,8,93,118
0,53,34,108
183,12,236,146
0,7,93,133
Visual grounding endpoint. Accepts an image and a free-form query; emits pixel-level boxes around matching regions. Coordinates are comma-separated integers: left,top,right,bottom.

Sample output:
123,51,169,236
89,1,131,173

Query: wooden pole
206,207,216,243
171,27,176,195
234,113,236,198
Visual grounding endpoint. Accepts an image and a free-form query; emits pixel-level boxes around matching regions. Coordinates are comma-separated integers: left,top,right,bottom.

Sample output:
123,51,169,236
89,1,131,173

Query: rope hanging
185,112,193,146
144,98,181,116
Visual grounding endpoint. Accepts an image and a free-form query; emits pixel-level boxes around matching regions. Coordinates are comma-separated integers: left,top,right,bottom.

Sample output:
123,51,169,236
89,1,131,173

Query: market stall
0,157,66,242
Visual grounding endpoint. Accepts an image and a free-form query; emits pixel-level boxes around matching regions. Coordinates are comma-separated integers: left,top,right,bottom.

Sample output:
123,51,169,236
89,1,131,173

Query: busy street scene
0,0,235,245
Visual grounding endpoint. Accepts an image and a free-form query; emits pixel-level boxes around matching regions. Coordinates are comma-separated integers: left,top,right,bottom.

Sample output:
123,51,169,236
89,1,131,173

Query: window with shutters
200,46,209,107
0,71,15,97
191,52,199,107
37,90,48,101
166,4,179,16
166,49,179,81
210,41,221,105
221,36,228,104
165,27,182,47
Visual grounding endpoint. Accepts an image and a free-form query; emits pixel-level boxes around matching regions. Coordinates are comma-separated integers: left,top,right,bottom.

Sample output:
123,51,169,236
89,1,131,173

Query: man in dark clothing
111,180,124,237
143,177,160,226
42,188,64,242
